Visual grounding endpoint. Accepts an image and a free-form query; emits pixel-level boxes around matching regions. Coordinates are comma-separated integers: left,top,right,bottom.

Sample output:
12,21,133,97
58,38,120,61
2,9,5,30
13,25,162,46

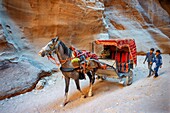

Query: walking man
143,48,155,77
153,50,163,78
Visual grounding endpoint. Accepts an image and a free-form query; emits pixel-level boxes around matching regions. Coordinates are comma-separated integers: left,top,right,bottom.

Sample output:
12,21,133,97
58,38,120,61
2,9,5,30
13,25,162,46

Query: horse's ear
55,36,59,42
51,38,56,44
51,36,59,43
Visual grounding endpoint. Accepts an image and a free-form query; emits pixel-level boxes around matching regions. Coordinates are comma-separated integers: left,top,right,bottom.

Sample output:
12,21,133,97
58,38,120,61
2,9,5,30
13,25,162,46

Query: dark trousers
148,62,154,75
154,65,159,76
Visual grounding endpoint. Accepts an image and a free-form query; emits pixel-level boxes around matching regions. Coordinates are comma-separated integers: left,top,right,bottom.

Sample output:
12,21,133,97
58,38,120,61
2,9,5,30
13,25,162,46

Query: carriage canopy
95,39,137,65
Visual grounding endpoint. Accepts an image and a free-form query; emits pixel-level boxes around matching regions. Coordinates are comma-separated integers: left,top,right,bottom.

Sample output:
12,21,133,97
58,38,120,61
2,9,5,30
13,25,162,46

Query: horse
39,36,101,107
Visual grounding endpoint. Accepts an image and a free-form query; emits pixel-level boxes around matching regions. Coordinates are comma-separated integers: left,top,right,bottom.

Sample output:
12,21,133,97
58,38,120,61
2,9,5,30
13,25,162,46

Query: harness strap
60,67,80,72
47,55,74,66
47,56,60,66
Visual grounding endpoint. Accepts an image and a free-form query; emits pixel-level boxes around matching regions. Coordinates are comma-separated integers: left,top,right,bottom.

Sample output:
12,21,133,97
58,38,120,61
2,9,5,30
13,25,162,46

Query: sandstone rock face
0,60,39,100
0,49,52,100
159,0,170,14
2,0,105,50
0,7,52,100
139,0,169,26
103,0,170,53
1,0,169,53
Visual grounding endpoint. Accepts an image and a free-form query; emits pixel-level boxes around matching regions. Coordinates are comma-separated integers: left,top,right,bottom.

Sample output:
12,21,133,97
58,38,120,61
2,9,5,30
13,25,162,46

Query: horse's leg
74,79,86,98
61,77,70,107
87,70,96,97
87,71,93,97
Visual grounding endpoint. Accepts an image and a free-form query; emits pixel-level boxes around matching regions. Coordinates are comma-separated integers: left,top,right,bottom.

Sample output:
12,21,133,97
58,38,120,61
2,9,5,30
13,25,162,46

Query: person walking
143,48,155,77
153,50,163,78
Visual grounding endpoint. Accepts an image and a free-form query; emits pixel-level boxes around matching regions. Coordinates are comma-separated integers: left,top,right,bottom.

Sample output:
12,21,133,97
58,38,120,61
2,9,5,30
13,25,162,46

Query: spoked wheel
101,75,107,80
123,70,133,86
95,75,107,81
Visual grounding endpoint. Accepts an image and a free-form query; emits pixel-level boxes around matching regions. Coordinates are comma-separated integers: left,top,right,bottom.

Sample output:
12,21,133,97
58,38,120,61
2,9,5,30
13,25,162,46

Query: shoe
151,71,155,75
154,75,158,78
147,75,151,77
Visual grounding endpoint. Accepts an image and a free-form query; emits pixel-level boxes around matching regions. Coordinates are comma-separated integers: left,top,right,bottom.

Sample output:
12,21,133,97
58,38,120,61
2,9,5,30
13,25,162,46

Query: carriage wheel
101,75,107,80
123,70,133,86
127,70,133,85
95,75,106,81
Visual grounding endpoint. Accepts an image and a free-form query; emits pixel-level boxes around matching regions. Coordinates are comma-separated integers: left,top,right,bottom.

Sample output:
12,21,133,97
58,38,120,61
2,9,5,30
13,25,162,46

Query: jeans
148,62,154,75
154,65,160,76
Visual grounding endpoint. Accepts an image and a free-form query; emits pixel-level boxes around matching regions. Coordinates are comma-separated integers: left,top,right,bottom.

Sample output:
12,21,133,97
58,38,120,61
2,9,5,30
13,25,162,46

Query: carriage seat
115,52,130,73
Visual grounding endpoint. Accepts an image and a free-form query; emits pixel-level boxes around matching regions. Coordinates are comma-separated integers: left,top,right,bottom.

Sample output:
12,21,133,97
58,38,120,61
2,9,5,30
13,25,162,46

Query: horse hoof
81,95,86,98
60,101,68,107
60,104,65,107
88,92,93,97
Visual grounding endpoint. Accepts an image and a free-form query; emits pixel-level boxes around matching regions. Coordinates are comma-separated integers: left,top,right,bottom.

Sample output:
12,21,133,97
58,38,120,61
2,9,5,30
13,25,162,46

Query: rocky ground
0,55,170,113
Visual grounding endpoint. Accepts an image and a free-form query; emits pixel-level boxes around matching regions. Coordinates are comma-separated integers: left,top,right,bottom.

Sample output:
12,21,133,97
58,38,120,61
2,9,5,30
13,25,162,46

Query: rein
46,41,73,66
47,50,87,66
47,55,60,66
47,55,73,66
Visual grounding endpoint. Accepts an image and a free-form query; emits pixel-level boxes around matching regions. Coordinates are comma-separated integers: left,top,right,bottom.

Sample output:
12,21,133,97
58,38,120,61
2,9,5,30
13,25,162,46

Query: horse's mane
59,41,72,57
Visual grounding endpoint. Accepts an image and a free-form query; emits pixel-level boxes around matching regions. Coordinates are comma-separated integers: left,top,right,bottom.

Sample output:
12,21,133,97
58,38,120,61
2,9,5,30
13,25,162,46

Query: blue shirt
144,52,155,62
153,54,162,66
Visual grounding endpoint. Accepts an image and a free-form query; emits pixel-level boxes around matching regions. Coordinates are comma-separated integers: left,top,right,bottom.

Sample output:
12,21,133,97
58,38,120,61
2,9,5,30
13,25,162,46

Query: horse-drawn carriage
39,37,137,106
92,39,137,86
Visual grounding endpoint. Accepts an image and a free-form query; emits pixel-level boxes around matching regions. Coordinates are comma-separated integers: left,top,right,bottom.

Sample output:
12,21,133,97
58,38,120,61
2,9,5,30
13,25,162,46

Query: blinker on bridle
48,38,60,56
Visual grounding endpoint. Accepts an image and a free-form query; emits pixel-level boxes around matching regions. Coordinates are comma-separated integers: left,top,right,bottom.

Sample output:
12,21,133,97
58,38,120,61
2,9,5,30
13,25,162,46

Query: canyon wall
1,0,105,51
1,0,170,53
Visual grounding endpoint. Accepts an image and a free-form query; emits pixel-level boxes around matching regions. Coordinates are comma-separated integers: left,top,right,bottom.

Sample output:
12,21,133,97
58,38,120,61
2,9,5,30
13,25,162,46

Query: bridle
46,40,73,66
47,55,73,66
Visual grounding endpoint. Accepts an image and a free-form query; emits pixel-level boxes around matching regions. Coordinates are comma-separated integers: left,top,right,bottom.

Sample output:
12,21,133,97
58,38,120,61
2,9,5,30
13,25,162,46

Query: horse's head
39,36,59,57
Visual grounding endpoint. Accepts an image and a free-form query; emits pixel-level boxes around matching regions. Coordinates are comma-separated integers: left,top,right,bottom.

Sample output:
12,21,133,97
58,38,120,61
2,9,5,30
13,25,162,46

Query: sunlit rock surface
103,0,170,53
1,0,170,53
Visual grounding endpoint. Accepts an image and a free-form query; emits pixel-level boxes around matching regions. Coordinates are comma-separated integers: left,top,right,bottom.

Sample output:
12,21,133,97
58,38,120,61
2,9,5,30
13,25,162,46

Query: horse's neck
56,43,71,62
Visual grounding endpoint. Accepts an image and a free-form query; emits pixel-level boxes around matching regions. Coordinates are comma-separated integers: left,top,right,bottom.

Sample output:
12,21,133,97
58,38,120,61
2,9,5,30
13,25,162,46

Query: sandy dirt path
0,55,170,113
